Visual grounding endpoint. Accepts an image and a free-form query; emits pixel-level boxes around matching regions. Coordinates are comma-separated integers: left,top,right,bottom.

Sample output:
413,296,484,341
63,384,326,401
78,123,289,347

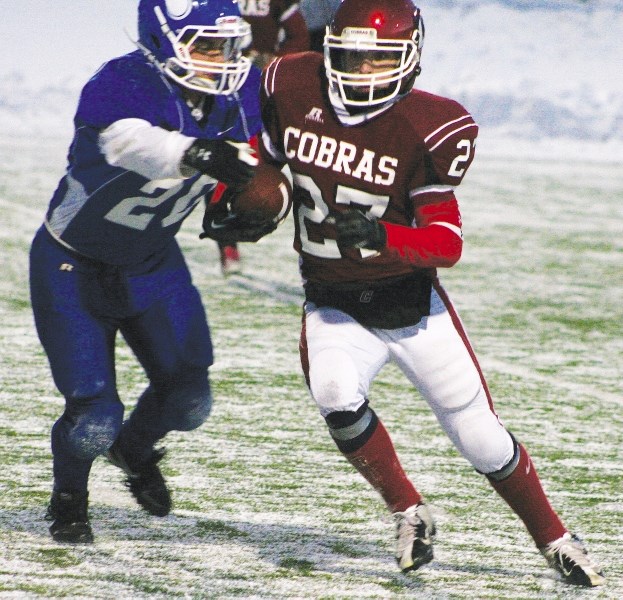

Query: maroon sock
489,443,567,547
345,419,422,513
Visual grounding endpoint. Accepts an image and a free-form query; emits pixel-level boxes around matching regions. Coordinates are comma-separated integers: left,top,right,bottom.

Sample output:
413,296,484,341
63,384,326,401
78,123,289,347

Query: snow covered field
1,139,621,600
1,1,622,598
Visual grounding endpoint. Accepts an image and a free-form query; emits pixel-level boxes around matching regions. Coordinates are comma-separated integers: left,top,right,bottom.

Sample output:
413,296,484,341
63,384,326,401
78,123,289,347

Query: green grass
0,136,621,598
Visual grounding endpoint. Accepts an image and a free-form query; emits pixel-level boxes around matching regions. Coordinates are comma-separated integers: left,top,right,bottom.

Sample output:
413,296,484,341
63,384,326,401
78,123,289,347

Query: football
232,163,293,225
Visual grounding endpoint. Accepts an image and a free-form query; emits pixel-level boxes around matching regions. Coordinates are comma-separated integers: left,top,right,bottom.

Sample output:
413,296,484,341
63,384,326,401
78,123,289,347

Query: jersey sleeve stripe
424,114,472,143
409,184,455,198
264,56,284,96
280,4,300,22
428,123,478,152
429,221,463,239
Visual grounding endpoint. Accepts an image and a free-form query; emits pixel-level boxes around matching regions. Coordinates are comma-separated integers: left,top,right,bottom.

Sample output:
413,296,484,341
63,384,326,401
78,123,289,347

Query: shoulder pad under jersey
262,52,322,100
406,91,479,187
76,52,169,129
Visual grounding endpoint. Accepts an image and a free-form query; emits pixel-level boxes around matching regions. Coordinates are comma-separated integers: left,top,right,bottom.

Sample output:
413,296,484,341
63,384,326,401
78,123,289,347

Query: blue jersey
45,50,261,265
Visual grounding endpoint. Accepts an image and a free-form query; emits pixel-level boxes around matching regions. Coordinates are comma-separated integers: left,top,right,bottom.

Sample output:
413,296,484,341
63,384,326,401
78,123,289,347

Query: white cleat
393,503,436,573
540,532,606,587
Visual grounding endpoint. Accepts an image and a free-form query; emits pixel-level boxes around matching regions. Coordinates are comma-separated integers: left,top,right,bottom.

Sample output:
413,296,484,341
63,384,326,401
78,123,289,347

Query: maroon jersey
261,53,478,285
239,0,309,55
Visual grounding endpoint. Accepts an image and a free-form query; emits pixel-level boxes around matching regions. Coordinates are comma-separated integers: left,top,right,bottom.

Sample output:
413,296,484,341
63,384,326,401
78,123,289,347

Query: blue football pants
30,227,214,492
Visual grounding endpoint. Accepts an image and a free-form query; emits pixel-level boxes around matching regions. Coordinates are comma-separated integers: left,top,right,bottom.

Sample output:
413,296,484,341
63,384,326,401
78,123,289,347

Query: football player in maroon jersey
255,0,605,587
239,0,310,69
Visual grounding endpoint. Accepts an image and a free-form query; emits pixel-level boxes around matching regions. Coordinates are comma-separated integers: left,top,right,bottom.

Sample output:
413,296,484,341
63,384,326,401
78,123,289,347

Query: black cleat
106,443,172,517
46,490,94,543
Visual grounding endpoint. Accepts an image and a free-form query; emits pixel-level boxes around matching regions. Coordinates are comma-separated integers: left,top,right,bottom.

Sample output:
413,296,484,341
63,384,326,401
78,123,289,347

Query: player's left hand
200,189,276,244
332,209,387,251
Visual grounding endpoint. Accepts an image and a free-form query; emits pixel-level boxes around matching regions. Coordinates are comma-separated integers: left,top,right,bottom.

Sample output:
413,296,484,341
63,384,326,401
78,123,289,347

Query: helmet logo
342,27,377,42
165,0,193,20
369,12,386,30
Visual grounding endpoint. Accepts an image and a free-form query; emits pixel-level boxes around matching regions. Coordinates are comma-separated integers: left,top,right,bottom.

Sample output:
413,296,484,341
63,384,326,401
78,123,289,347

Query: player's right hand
201,217,277,244
183,139,258,188
200,188,276,244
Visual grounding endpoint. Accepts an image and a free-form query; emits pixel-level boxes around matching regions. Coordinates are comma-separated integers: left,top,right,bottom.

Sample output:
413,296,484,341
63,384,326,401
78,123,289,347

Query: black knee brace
324,401,379,454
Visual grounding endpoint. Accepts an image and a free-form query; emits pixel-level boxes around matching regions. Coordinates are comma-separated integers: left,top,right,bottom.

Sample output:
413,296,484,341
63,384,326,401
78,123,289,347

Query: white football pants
301,281,515,475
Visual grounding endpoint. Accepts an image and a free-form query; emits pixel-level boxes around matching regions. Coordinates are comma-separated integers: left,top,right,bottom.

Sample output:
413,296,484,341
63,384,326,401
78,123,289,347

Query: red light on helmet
370,12,386,30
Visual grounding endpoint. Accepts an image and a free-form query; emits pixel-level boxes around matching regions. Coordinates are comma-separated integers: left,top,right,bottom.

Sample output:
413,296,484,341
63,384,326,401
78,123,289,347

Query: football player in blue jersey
30,0,269,543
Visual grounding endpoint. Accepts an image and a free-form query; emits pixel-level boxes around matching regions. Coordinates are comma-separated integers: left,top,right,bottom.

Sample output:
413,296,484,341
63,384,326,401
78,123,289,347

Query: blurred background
1,0,621,160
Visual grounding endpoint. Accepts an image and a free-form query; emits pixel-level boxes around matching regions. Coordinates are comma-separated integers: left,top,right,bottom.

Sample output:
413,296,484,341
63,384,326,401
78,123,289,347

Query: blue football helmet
138,0,252,94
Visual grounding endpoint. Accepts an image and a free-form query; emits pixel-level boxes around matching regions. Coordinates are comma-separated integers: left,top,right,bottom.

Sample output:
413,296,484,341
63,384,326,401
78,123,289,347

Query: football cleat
106,443,172,517
219,244,242,275
45,490,94,544
540,532,606,587
393,503,436,572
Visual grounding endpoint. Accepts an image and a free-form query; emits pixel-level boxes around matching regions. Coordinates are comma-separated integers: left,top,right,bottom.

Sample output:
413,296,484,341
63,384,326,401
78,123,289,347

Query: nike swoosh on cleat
210,220,229,229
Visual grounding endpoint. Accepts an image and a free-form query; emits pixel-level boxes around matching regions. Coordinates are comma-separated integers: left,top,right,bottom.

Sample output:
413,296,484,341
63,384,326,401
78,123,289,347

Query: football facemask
138,0,252,95
324,0,424,109
325,30,419,107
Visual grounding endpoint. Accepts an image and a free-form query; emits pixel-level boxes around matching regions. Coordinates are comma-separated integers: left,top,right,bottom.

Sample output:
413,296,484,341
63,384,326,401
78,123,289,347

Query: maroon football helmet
324,0,424,108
